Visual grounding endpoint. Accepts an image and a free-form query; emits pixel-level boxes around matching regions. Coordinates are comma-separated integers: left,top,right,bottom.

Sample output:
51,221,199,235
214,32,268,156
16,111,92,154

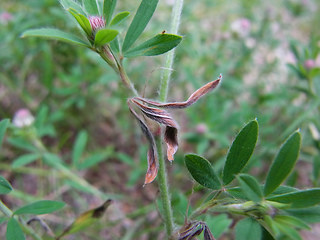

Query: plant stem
159,0,184,101
157,0,184,238
0,200,42,240
156,137,174,238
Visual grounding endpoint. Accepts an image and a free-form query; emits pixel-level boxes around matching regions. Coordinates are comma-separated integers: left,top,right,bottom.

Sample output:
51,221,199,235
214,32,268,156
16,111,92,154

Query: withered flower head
129,75,222,185
178,221,216,240
88,16,105,33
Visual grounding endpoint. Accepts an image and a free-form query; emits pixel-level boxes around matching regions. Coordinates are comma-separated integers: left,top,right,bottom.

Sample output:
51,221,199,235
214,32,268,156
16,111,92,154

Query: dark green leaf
124,33,182,57
285,206,320,223
222,120,258,185
0,119,9,150
110,11,130,26
0,176,12,194
14,200,65,215
122,0,159,52
68,8,92,37
264,131,301,196
267,189,320,208
235,218,261,240
82,0,99,15
21,28,90,47
94,29,119,47
110,37,120,53
6,218,25,240
103,0,117,25
72,130,88,167
205,214,231,239
273,221,302,240
261,226,275,240
313,155,320,181
185,154,221,190
274,215,310,230
12,153,40,168
237,174,263,202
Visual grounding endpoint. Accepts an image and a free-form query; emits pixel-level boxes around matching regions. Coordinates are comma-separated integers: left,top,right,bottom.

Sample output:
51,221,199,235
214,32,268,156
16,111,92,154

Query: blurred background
1,0,320,239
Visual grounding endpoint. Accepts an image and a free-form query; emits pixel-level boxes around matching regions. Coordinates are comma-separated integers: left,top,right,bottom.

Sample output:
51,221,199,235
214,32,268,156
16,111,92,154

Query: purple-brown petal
164,126,178,161
203,226,216,240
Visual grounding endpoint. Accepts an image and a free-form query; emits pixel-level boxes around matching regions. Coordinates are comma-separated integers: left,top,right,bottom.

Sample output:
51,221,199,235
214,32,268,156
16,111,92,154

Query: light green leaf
43,153,63,166
122,0,159,52
273,221,302,240
267,189,320,208
82,0,99,15
0,176,12,194
237,174,263,203
205,214,231,239
14,200,65,215
274,215,310,230
68,8,92,37
103,0,117,25
110,37,120,53
6,218,25,240
79,148,113,169
185,154,221,190
285,206,320,223
124,33,182,57
60,0,85,15
235,218,261,240
110,11,130,26
7,137,38,152
21,28,90,47
222,120,258,185
264,131,301,196
72,130,88,167
94,29,119,47
12,153,40,168
0,119,9,150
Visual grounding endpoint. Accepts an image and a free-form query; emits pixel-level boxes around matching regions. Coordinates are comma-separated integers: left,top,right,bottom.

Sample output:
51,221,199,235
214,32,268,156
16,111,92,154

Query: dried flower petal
128,100,158,185
203,226,216,240
164,126,178,161
178,222,204,240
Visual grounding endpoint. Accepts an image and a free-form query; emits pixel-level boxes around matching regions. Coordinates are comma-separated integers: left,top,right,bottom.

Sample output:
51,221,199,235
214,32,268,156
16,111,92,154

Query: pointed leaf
110,36,120,53
94,29,119,47
273,221,302,240
14,200,65,215
267,189,320,208
110,11,130,26
12,153,40,168
82,0,99,15
68,8,92,37
57,200,112,239
185,154,221,190
72,130,88,167
264,131,301,196
237,174,263,202
60,0,86,15
124,33,182,57
222,120,259,185
0,119,9,150
0,176,13,194
235,218,261,240
103,0,117,25
6,218,25,240
21,28,90,47
274,215,310,230
122,0,159,52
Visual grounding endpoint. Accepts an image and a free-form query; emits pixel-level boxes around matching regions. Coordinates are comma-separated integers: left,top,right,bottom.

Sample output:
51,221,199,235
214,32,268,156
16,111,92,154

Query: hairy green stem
0,200,42,240
156,137,174,238
157,0,184,238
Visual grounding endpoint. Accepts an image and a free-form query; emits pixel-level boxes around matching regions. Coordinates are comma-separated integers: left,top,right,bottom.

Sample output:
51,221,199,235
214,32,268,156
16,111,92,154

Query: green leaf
273,221,302,240
205,214,232,239
57,200,112,239
103,0,117,25
124,33,182,57
274,215,310,230
110,37,120,53
79,148,113,169
264,131,301,196
222,120,259,185
237,174,263,202
185,154,221,190
0,176,12,194
72,130,88,167
267,189,320,208
285,206,320,223
68,8,92,37
6,218,25,240
14,200,65,215
21,28,90,47
0,119,9,150
12,153,40,168
110,11,130,26
7,137,38,152
82,0,99,15
94,29,119,47
122,0,159,52
235,218,261,240
60,0,86,15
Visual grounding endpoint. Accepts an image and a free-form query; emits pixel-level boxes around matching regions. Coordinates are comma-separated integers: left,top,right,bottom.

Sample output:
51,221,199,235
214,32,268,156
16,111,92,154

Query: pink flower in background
12,109,35,128
231,18,251,37
196,123,208,134
0,12,13,25
304,59,316,70
88,16,105,32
